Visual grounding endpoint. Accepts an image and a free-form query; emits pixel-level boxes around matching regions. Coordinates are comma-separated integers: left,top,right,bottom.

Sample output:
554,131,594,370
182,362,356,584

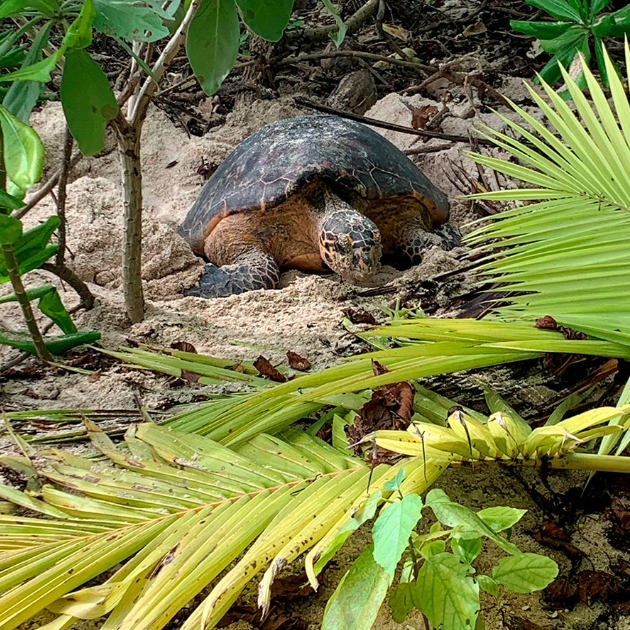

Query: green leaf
0,330,100,355
526,0,581,21
510,20,574,39
2,21,52,123
0,214,23,244
0,48,63,84
186,0,240,95
389,558,418,624
492,553,559,593
236,0,294,41
0,0,58,18
321,0,347,47
476,506,526,532
93,0,174,42
591,0,611,15
373,494,422,579
322,545,390,630
38,287,78,334
477,575,498,596
0,103,44,192
451,536,482,565
0,189,24,212
64,0,95,50
0,216,59,281
416,552,480,630
383,467,405,491
425,489,520,555
60,49,118,156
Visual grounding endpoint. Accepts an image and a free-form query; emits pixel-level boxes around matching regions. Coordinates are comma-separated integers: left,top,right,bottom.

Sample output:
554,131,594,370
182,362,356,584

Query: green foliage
511,0,630,88
322,545,390,630
327,490,558,630
237,0,294,41
321,0,347,47
0,106,98,356
467,43,630,346
60,49,119,155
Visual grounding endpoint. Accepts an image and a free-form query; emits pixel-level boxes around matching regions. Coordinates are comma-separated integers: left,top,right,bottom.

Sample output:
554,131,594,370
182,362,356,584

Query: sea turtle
178,114,458,298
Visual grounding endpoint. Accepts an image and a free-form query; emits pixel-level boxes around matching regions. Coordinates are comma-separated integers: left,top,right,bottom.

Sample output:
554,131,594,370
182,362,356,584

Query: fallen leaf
505,617,546,630
463,21,487,36
542,577,578,609
577,570,630,606
382,23,409,41
287,351,311,371
343,307,377,325
345,360,414,459
612,498,630,530
170,341,197,353
411,105,438,130
254,356,287,383
535,315,558,330
180,369,200,383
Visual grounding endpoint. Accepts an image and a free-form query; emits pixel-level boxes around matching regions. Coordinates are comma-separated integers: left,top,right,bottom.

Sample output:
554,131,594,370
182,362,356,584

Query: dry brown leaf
171,341,197,353
382,23,409,41
463,21,487,36
287,351,311,371
411,105,439,130
254,356,287,383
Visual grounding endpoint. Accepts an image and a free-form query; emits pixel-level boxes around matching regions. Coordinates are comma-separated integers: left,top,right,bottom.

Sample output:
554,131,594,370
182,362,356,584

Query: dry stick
275,50,435,74
55,126,73,266
293,96,496,146
1,244,52,362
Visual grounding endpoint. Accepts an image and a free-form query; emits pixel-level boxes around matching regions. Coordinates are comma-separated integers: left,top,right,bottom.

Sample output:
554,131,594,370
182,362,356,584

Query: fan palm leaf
0,420,439,630
466,42,630,344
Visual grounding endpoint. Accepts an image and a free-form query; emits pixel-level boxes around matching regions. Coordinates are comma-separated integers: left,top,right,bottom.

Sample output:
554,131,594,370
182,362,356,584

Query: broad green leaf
425,489,520,555
236,0,294,41
526,0,581,21
389,558,418,624
38,287,79,334
383,468,405,491
0,103,43,191
0,189,24,212
64,0,95,50
322,545,390,630
492,553,558,593
372,494,422,579
93,0,173,42
0,0,58,18
416,552,479,630
0,216,59,281
186,0,239,95
476,506,526,532
0,215,22,244
0,48,63,84
510,20,574,39
451,536,482,565
321,0,347,47
0,330,101,355
477,575,498,596
60,50,118,156
2,22,52,122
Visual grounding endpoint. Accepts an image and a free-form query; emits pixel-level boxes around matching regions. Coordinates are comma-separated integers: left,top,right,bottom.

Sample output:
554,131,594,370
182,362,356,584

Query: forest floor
3,0,630,629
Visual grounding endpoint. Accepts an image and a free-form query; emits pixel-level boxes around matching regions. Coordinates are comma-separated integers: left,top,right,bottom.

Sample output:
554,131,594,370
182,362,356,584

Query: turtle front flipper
396,216,461,266
183,251,281,298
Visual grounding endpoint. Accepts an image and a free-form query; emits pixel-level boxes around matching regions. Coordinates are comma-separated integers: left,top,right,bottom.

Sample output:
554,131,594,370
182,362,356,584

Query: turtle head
319,208,382,283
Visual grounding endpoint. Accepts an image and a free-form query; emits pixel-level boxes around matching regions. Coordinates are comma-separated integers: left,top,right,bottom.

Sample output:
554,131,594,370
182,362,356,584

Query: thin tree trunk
114,119,145,324
55,125,73,266
2,243,52,362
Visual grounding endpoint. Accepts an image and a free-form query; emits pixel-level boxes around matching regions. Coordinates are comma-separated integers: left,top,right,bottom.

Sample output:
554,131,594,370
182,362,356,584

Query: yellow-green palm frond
467,42,630,345
0,420,439,630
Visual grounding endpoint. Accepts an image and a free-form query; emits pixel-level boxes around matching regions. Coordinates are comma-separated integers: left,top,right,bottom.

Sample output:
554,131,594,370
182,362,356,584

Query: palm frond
0,420,436,630
467,42,630,344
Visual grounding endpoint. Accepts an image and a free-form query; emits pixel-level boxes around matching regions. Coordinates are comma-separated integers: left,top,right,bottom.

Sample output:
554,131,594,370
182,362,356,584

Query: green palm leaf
467,42,630,345
0,420,436,630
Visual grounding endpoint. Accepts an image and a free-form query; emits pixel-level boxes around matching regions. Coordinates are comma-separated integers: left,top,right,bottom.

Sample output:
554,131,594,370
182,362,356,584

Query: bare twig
276,50,434,74
12,152,83,220
405,142,453,155
55,126,74,266
293,97,495,146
